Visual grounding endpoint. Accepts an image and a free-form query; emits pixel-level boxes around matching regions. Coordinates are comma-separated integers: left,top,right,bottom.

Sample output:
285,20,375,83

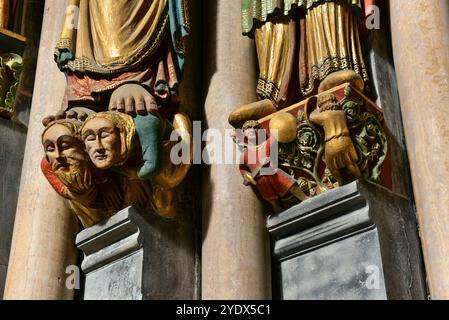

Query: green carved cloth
242,0,361,36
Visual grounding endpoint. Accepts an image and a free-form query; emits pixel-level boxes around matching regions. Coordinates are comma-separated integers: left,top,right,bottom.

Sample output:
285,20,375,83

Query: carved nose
94,136,105,152
56,155,67,164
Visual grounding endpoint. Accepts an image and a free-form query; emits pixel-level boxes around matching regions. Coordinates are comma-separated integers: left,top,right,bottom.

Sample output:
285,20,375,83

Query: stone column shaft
4,0,78,300
390,0,449,299
202,0,272,299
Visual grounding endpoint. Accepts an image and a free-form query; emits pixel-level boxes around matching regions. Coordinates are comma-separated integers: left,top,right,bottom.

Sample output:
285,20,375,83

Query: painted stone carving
41,0,192,227
41,110,192,227
235,84,388,212
230,0,375,125
230,0,386,212
41,118,122,227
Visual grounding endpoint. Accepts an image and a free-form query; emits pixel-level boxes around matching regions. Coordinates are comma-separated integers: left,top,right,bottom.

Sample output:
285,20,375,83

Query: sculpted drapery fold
300,1,369,96
55,0,189,108
242,0,361,36
56,0,168,74
242,0,367,103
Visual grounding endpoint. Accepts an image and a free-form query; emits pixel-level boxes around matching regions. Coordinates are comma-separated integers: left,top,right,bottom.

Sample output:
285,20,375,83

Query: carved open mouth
54,163,70,170
94,154,108,161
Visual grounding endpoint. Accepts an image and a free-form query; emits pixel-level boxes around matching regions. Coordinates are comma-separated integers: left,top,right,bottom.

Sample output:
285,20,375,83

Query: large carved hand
324,135,361,185
310,109,361,185
42,107,92,127
109,83,158,116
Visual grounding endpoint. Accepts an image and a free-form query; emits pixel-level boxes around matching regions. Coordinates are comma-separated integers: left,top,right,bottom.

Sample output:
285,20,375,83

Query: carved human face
43,123,92,194
81,117,122,169
42,123,87,172
244,128,258,146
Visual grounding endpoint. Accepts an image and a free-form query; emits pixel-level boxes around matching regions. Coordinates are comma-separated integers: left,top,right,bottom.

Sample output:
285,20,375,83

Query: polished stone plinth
268,181,427,300
76,206,197,300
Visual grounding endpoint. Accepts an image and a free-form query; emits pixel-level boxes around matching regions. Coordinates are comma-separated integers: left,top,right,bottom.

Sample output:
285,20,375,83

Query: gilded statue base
76,206,198,300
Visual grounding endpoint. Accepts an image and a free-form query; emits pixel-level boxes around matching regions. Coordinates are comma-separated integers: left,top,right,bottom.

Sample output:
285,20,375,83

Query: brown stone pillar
390,0,449,299
201,1,272,299
4,0,78,300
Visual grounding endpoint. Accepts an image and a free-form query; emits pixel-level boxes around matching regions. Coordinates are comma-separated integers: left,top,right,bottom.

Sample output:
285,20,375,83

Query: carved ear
40,158,70,199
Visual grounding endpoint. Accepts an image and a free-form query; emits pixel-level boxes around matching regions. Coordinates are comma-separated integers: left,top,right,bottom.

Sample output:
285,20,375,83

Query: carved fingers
41,110,67,127
42,108,90,127
125,96,135,115
135,97,146,115
42,115,56,126
325,136,361,185
144,94,158,114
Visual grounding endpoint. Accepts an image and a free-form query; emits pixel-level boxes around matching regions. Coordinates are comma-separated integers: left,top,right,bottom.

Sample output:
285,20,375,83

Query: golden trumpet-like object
318,70,365,94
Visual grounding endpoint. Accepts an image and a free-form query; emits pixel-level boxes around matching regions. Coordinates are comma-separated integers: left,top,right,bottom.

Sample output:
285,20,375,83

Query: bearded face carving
42,121,93,196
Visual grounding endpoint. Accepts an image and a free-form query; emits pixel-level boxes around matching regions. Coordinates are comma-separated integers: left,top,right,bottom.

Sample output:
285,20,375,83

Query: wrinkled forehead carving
42,120,80,144
80,111,137,163
81,112,134,135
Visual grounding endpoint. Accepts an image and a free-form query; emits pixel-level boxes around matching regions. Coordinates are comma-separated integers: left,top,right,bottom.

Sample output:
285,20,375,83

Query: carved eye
100,131,110,139
60,142,71,150
85,134,96,142
45,145,55,152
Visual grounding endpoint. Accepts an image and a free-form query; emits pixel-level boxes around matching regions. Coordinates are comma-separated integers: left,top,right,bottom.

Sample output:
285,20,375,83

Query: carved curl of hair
242,120,261,131
81,111,136,166
317,93,340,111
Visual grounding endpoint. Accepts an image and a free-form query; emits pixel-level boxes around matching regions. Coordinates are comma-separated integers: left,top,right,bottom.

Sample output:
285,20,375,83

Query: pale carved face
42,123,87,172
81,117,122,169
43,122,92,194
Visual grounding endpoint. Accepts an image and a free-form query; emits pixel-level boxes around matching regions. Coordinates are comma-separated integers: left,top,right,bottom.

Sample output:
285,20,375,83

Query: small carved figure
239,119,307,212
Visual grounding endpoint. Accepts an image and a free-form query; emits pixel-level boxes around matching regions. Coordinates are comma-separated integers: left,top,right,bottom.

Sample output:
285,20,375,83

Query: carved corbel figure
238,117,308,212
230,0,387,213
41,118,122,227
40,0,192,224
80,110,192,218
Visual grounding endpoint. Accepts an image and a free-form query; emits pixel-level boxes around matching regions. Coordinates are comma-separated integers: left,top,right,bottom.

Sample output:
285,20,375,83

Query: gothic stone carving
236,84,389,212
40,0,192,228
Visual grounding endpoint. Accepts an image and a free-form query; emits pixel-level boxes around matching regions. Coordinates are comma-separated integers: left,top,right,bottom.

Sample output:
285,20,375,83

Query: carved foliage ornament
0,53,23,118
237,84,388,212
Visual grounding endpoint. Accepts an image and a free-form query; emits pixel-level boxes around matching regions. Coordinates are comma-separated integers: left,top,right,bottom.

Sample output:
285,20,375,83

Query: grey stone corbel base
268,180,427,300
76,206,198,300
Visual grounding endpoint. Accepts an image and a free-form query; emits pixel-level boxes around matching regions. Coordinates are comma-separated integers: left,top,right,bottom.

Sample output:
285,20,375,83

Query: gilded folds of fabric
242,0,361,36
168,0,190,72
55,0,169,75
65,40,179,106
300,1,369,96
255,18,296,105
